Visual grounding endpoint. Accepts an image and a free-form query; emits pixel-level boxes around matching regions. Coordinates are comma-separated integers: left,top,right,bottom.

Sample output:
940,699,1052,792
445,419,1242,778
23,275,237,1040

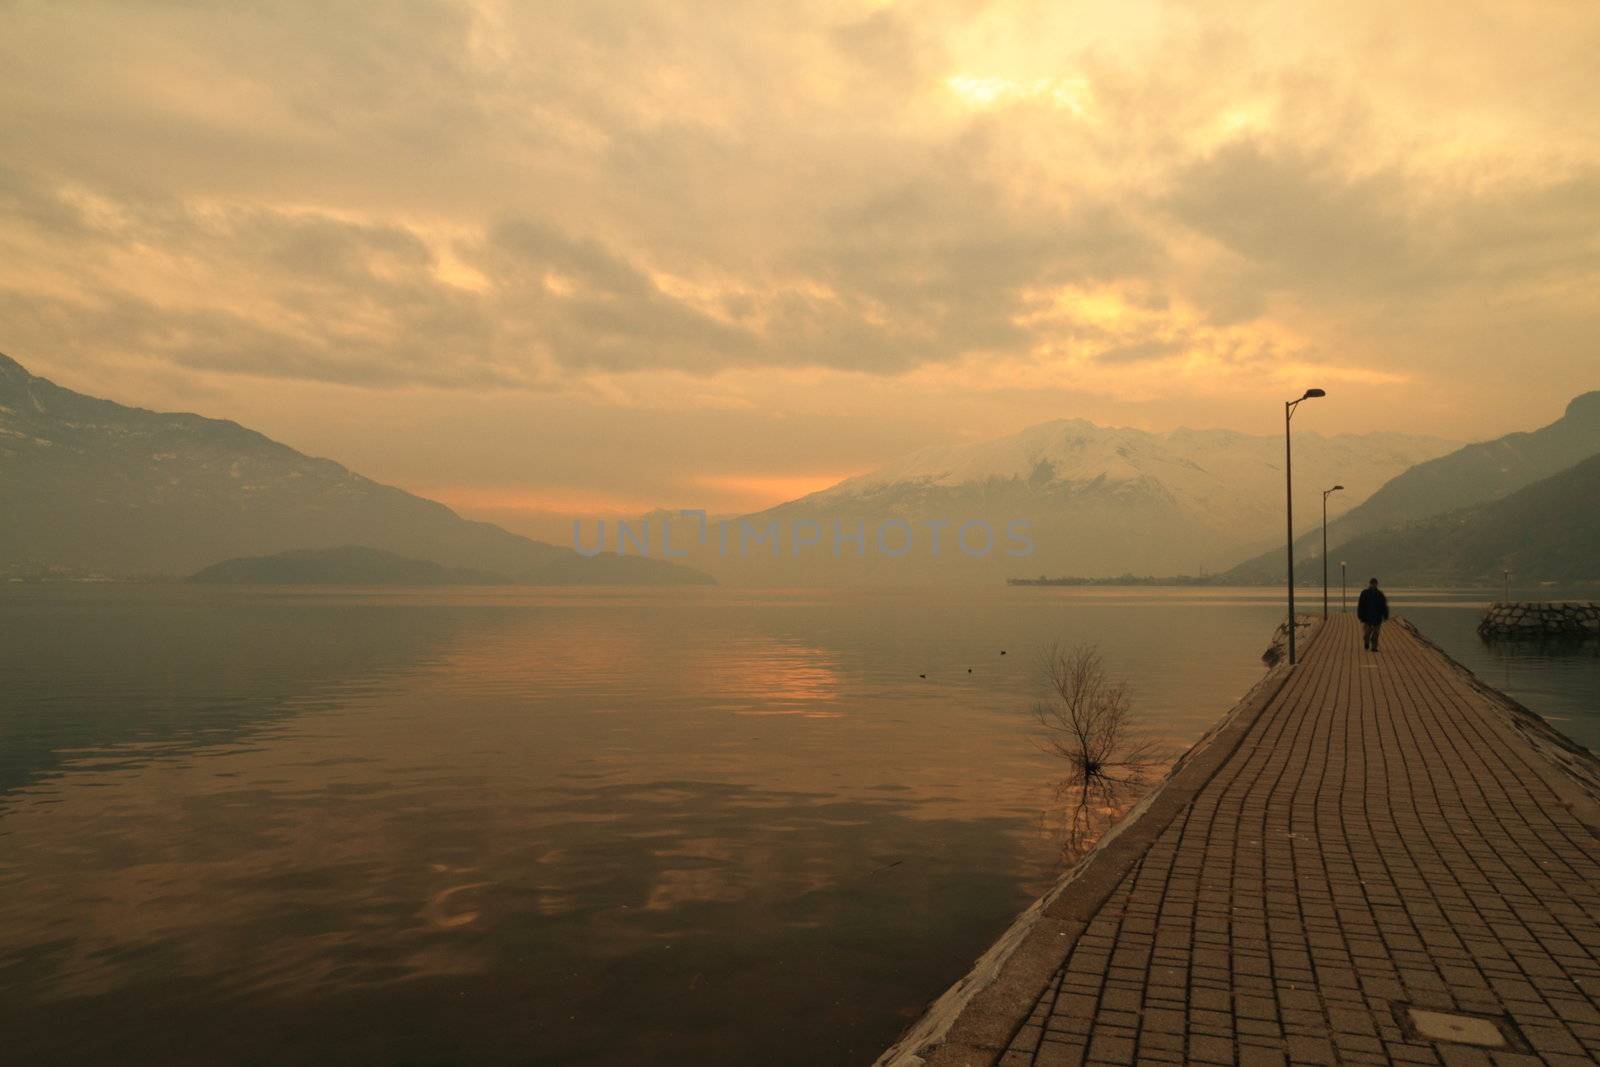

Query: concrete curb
874,620,1324,1067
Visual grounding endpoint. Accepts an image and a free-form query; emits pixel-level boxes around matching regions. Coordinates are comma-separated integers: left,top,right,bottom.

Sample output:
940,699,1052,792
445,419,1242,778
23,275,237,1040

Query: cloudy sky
2,1,1596,539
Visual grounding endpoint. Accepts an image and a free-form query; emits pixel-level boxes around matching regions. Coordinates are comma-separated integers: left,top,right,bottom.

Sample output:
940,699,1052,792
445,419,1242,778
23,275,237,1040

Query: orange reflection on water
693,641,842,718
398,614,842,721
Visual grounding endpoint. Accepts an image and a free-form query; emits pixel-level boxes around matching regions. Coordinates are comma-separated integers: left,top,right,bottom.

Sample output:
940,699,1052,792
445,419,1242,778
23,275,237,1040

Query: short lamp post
1285,388,1326,666
1341,561,1348,614
1322,485,1344,617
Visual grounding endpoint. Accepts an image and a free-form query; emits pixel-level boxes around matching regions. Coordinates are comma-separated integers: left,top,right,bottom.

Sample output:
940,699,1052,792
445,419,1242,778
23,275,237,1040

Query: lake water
1,585,1595,1065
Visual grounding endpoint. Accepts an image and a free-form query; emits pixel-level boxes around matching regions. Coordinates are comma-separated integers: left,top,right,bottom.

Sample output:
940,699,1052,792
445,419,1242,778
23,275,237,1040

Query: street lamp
1322,485,1344,617
1285,388,1326,666
1341,561,1347,614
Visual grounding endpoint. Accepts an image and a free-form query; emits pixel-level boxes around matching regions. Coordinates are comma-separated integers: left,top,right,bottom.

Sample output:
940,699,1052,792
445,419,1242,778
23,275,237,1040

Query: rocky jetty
1478,601,1600,640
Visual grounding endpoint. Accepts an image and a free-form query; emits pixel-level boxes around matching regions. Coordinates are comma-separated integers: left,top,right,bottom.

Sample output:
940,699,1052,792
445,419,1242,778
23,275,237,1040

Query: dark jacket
1357,586,1389,624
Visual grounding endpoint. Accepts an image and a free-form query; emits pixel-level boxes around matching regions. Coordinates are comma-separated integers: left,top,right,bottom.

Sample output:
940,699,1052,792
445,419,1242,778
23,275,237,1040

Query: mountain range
0,353,712,584
1320,450,1600,586
667,419,1458,584
8,349,1590,589
1224,390,1600,582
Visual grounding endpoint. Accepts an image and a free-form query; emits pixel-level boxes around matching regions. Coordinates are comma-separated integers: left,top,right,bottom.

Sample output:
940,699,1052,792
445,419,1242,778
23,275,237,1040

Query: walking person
1357,577,1389,651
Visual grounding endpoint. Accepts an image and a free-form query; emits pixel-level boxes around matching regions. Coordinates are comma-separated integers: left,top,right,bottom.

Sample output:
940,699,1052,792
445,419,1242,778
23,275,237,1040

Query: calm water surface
1402,593,1600,751
1,585,1594,1065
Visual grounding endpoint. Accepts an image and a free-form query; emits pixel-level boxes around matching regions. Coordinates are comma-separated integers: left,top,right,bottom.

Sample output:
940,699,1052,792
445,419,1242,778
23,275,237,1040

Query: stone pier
880,614,1600,1066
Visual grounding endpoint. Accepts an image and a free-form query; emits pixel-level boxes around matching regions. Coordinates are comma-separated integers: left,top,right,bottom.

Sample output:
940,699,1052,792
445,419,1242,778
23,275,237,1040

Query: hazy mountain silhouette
1322,451,1600,585
0,353,712,584
666,419,1455,584
189,545,514,585
1223,390,1600,582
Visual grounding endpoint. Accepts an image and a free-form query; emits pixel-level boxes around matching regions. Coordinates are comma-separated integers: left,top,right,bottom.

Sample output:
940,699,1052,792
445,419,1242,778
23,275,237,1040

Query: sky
2,1,1596,541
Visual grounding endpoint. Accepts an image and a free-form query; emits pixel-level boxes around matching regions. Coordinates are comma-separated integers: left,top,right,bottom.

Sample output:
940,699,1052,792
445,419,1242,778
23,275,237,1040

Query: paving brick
995,618,1600,1067
1034,1039,1086,1067
1085,1032,1134,1064
1237,1045,1287,1067
1185,1033,1233,1063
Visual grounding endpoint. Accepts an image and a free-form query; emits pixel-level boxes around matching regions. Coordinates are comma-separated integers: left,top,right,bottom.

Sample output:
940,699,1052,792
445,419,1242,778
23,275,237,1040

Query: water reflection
0,587,473,799
1047,775,1156,864
0,585,1353,1065
1033,643,1169,864
0,769,1035,1064
1400,595,1600,752
698,642,843,717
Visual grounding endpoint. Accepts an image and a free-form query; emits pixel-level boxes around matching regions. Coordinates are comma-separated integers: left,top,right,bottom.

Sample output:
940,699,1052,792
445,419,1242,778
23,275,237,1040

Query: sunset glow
3,7,1598,1062
2,0,1596,530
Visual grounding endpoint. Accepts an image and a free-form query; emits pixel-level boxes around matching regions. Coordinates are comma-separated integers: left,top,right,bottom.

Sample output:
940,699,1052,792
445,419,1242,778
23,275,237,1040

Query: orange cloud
691,472,867,508
414,486,657,517
414,470,864,523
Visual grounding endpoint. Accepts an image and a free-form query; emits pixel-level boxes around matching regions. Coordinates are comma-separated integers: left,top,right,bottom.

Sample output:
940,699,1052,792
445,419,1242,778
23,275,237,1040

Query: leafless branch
1034,642,1167,861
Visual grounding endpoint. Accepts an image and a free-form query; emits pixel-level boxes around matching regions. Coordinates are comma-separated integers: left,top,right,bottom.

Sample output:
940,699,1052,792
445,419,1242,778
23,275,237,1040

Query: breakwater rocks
1478,601,1600,640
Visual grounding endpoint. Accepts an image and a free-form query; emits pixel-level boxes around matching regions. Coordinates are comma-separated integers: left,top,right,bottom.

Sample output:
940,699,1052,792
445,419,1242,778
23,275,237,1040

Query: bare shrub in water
1035,643,1165,858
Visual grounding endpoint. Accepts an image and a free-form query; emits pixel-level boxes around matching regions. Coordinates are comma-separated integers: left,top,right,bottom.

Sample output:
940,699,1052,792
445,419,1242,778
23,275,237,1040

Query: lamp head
1331,484,1344,492
1287,387,1327,412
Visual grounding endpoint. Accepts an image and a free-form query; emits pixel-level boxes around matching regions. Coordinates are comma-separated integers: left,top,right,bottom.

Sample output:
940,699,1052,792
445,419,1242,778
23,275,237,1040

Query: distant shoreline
1006,575,1598,591
1007,575,1220,587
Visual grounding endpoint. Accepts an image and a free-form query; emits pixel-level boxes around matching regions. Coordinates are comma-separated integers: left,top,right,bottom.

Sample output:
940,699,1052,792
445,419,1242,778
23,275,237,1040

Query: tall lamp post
1285,388,1326,666
1322,485,1344,617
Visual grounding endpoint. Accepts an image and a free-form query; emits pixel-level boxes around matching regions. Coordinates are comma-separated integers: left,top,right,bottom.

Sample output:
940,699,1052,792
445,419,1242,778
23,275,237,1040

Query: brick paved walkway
1000,615,1600,1066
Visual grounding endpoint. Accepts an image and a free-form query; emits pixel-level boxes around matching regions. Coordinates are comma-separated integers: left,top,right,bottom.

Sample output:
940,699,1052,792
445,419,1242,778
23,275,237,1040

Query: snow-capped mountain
680,419,1458,584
